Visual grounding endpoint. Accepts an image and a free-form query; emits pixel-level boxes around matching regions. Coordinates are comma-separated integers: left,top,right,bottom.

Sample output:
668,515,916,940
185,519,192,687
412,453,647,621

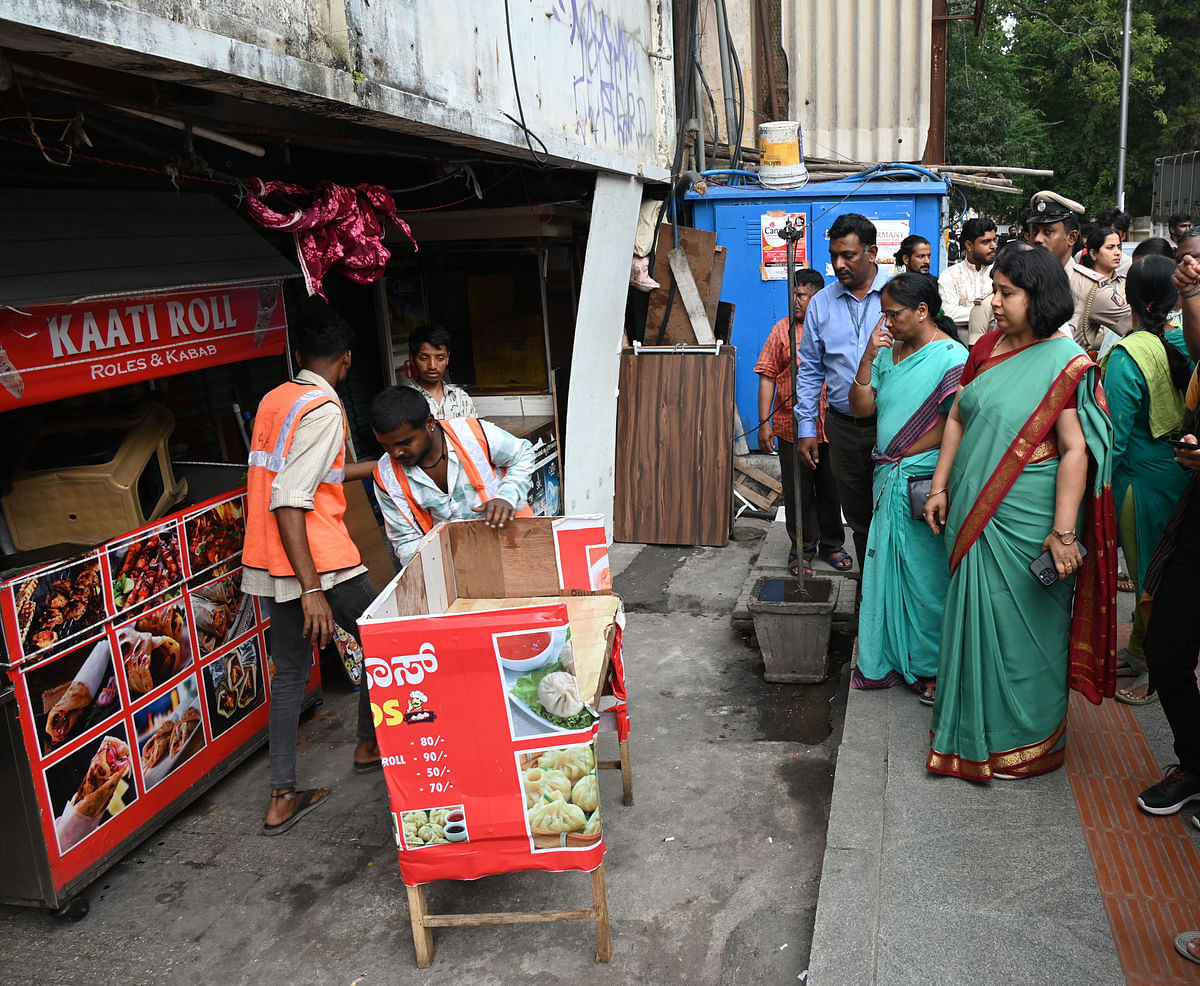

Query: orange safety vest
372,417,534,534
243,380,361,577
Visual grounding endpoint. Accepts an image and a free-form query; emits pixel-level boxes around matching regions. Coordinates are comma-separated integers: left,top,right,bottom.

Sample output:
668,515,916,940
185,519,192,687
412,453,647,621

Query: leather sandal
262,787,329,836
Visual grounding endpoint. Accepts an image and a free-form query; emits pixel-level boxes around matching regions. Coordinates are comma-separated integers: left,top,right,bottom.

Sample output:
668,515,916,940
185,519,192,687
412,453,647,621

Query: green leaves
947,1,1187,215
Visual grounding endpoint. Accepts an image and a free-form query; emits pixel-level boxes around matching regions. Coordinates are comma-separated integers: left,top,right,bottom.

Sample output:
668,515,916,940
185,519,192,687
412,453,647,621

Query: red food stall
0,190,320,913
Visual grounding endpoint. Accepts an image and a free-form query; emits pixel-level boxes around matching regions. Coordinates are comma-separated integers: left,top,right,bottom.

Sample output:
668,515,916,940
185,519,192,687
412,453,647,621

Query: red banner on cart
0,282,287,410
361,603,605,886
1,488,321,891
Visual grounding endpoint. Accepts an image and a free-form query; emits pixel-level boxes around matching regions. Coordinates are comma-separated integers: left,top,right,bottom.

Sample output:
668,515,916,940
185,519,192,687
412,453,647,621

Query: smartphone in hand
1030,543,1089,587
1167,438,1200,451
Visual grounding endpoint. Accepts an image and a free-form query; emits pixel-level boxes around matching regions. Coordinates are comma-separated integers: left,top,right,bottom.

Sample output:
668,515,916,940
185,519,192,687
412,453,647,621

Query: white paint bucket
758,121,808,189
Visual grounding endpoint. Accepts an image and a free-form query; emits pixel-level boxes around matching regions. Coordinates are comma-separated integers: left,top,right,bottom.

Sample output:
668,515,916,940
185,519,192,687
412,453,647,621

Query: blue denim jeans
263,573,376,789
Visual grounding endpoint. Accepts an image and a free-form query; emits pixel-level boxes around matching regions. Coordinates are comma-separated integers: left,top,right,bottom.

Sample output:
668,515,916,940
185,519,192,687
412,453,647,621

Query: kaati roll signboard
0,282,286,409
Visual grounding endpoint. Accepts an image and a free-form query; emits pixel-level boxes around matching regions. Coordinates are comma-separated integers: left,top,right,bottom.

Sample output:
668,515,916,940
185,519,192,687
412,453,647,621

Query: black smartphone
1029,543,1088,587
1167,439,1200,451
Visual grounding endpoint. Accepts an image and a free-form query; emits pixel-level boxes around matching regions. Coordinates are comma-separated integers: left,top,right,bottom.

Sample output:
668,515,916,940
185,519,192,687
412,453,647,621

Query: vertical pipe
784,230,804,586
922,0,948,166
537,249,554,393
694,62,707,171
712,0,740,161
1115,0,1132,210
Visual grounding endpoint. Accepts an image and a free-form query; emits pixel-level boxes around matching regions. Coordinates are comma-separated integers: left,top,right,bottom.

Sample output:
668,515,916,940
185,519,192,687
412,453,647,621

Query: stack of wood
644,223,729,346
733,457,783,514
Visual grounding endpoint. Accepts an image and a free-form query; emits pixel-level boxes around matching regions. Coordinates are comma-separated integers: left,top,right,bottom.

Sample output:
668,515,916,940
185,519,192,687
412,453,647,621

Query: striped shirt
402,377,477,419
375,419,535,565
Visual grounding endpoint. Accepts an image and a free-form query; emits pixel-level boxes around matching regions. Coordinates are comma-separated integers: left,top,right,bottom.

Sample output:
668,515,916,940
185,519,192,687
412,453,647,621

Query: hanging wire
501,0,549,166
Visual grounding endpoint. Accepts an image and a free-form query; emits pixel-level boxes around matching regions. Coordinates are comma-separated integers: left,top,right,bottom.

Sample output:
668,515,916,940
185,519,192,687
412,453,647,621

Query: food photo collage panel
1,493,276,858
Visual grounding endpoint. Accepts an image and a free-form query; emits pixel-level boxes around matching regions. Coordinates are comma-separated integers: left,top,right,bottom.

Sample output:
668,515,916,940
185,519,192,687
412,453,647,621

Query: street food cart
0,190,317,913
357,515,630,966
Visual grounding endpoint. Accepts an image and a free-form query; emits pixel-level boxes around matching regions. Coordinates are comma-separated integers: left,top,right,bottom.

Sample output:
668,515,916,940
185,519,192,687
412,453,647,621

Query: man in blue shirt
795,213,889,569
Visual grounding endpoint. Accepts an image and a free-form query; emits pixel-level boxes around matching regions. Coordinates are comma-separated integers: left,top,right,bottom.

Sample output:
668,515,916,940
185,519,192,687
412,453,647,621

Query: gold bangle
926,487,947,497
852,375,872,387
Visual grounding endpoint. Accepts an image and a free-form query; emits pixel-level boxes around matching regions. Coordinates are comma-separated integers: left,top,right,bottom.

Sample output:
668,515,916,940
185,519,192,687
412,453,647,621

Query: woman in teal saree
849,273,967,701
924,244,1117,781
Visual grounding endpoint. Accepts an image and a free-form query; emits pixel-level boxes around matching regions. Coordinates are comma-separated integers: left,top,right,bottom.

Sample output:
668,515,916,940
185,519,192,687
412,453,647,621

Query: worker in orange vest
369,386,536,566
243,304,381,836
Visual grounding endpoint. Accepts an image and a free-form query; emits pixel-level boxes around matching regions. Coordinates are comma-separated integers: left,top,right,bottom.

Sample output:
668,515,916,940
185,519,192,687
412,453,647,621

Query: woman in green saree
849,273,967,703
1099,255,1195,704
924,243,1117,781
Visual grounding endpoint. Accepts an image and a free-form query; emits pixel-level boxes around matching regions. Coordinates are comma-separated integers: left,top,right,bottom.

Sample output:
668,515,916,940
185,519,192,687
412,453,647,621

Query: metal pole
1115,0,1132,209
781,220,804,587
712,0,740,162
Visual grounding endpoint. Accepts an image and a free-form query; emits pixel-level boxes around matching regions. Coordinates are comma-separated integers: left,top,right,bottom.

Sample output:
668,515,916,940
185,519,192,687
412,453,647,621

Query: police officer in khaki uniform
968,191,1130,351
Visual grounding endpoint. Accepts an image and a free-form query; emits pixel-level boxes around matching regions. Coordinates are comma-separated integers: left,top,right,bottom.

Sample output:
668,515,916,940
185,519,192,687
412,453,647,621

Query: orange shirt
753,316,828,444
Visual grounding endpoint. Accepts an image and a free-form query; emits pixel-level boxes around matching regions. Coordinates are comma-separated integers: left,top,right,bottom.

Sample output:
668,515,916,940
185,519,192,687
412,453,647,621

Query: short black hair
881,272,956,335
828,213,877,248
289,300,353,359
1168,212,1192,227
795,268,825,291
369,386,431,433
1097,207,1130,234
992,244,1074,339
1177,227,1200,252
960,218,996,246
1131,237,1175,259
897,234,931,265
408,324,453,356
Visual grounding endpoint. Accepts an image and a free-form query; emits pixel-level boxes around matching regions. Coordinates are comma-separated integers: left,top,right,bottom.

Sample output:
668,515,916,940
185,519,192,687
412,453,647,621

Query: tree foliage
946,0,1195,219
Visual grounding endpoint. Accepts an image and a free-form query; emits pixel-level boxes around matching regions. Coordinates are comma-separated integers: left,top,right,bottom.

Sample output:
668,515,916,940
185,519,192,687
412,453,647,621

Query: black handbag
907,475,934,520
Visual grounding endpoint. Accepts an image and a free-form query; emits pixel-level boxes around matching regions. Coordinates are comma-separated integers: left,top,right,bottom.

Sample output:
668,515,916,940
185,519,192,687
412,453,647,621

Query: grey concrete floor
0,524,852,986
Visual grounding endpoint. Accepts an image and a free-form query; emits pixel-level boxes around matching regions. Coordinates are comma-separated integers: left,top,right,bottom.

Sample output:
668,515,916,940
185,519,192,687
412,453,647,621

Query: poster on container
361,603,605,887
874,220,911,271
760,212,807,280
0,282,287,411
0,488,318,892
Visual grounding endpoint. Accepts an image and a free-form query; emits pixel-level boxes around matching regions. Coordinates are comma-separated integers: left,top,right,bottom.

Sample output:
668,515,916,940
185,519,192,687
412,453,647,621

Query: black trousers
821,408,878,567
1144,514,1200,775
778,437,844,560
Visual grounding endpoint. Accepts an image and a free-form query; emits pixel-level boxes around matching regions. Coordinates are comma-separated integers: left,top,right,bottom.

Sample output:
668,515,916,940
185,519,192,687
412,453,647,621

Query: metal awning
0,189,299,308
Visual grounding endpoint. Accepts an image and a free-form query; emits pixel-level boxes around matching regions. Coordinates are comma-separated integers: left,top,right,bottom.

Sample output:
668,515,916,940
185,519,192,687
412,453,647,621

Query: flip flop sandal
353,757,383,774
1115,673,1159,706
1174,932,1200,965
917,684,936,707
1115,648,1147,677
1116,572,1136,593
262,787,329,836
818,547,854,572
803,558,813,578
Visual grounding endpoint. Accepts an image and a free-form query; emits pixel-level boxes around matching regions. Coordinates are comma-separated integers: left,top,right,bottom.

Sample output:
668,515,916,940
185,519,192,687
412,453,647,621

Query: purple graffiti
554,0,650,148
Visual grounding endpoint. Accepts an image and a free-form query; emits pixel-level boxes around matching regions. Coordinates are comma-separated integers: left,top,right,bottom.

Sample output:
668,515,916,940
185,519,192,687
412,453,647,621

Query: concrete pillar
563,172,643,535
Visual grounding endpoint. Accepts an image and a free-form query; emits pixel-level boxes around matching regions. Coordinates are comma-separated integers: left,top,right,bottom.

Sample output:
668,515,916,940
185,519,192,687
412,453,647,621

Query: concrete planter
747,575,839,683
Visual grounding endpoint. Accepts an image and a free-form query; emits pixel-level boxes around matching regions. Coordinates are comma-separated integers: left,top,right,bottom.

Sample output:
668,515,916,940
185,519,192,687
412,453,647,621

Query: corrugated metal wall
783,0,933,163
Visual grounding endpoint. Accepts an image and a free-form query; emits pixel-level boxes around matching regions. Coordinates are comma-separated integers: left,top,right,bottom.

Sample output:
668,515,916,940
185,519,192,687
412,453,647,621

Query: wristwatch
1051,528,1078,545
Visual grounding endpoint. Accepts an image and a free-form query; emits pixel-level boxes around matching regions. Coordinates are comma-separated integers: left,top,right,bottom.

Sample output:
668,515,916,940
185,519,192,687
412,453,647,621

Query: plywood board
446,519,562,599
343,478,397,596
445,594,620,705
646,224,718,345
613,348,735,545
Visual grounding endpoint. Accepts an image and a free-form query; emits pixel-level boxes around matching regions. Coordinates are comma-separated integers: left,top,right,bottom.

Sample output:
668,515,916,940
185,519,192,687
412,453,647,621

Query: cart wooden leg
619,738,633,806
406,884,435,968
591,863,612,963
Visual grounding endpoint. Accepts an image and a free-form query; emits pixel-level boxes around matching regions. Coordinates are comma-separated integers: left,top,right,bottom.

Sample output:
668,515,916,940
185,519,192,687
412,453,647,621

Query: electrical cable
694,51,719,162
501,0,550,167
718,0,745,171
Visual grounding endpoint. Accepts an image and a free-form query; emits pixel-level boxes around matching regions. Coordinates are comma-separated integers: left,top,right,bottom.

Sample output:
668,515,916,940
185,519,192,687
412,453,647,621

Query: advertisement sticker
761,212,807,281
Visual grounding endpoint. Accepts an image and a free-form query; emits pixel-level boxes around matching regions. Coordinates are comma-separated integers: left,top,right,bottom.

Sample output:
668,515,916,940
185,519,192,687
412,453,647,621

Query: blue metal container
686,173,949,443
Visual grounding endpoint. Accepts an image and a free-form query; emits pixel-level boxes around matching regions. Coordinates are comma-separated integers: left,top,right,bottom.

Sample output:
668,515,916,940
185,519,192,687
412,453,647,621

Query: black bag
907,475,934,520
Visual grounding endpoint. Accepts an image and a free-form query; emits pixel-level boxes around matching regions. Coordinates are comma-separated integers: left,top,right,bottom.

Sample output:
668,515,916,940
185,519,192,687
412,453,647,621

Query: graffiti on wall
552,0,651,149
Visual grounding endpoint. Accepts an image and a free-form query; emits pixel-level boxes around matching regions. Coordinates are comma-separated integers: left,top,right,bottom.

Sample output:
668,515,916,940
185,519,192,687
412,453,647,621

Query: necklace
419,427,447,470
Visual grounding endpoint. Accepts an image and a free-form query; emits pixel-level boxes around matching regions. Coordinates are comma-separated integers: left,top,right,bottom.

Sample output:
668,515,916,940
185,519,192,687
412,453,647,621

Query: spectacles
881,307,911,321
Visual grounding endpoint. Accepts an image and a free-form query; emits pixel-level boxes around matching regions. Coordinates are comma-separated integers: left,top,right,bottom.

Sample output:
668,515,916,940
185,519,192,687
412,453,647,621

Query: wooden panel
613,349,734,545
645,224,718,345
446,519,562,599
445,595,620,705
391,551,431,617
705,246,727,327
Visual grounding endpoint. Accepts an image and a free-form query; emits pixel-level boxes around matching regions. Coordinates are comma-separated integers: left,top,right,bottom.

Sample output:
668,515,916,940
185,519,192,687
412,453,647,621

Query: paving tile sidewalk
809,639,1200,986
